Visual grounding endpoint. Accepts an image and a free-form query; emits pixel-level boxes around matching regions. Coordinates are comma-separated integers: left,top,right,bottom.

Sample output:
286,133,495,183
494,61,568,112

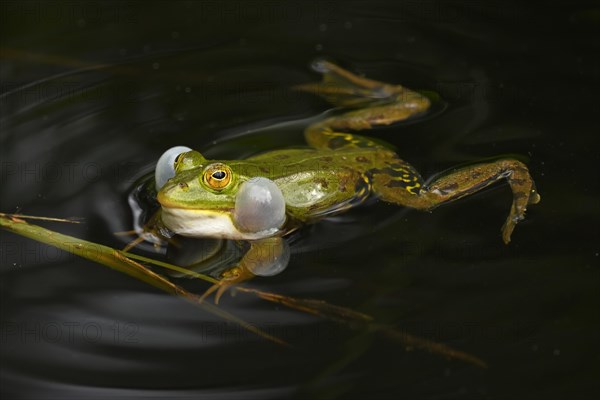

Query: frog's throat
160,207,281,240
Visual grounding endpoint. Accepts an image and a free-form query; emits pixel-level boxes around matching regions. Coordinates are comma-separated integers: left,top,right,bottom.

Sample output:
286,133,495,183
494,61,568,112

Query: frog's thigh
372,158,540,244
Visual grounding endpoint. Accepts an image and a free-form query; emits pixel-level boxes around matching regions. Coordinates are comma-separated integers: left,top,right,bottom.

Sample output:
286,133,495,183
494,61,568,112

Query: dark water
1,1,598,399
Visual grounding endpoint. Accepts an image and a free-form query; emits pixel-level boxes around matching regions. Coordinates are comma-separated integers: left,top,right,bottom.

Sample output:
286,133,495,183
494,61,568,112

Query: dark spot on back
328,137,348,150
315,178,329,189
337,172,355,192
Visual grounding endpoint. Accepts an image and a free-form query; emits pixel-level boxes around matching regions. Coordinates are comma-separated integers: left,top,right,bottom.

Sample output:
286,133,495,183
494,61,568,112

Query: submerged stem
0,215,286,346
1,214,486,366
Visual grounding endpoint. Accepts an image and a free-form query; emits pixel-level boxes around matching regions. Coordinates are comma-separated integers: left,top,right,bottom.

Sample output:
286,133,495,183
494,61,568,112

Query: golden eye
203,164,232,190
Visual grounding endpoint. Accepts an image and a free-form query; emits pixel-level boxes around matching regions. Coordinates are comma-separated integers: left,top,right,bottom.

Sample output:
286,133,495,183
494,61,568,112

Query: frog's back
246,147,395,171
244,147,397,221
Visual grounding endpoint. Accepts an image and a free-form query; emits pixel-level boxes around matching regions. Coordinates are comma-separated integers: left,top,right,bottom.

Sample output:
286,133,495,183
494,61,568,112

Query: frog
148,60,541,303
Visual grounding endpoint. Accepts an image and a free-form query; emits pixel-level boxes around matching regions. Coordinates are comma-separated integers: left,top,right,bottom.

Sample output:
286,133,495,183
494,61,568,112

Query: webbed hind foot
370,157,540,244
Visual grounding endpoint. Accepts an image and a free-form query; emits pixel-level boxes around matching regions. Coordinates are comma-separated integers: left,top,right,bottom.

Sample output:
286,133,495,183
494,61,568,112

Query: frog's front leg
200,237,290,304
120,210,175,252
371,158,541,243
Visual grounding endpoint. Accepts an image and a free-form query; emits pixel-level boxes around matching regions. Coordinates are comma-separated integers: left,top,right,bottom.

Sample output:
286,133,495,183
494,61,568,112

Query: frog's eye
203,163,232,190
155,145,192,189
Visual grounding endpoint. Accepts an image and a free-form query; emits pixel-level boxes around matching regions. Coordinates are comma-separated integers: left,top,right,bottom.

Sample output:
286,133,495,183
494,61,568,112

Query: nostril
178,182,189,191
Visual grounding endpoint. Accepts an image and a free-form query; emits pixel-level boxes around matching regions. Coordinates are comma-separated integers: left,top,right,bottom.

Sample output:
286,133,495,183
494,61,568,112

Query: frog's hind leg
371,158,541,244
295,60,431,150
295,60,425,109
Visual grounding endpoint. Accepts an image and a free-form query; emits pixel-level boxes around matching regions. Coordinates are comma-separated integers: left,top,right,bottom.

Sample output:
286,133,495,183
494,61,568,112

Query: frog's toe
198,282,233,305
214,284,233,304
122,235,145,252
501,211,527,244
199,279,242,304
198,283,220,304
501,219,516,245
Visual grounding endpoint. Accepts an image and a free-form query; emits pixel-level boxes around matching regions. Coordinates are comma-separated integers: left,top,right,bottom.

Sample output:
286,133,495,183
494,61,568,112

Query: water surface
1,2,598,399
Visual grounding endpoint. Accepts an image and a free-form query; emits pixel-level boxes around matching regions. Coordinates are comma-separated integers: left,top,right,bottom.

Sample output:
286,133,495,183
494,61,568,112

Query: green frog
149,61,540,302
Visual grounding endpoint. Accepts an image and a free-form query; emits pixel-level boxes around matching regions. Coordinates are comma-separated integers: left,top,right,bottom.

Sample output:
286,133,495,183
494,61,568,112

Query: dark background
1,1,599,399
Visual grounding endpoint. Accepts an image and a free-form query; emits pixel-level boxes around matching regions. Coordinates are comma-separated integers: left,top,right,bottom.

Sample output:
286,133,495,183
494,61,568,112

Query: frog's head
155,147,286,240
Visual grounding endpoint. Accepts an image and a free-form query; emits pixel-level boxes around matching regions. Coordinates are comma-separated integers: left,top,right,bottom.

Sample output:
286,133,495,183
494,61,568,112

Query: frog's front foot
199,265,255,304
119,211,173,252
199,237,290,304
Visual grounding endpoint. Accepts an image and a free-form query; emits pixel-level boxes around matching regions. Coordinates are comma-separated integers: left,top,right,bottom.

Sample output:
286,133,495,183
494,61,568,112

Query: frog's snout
156,182,183,209
156,187,171,208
